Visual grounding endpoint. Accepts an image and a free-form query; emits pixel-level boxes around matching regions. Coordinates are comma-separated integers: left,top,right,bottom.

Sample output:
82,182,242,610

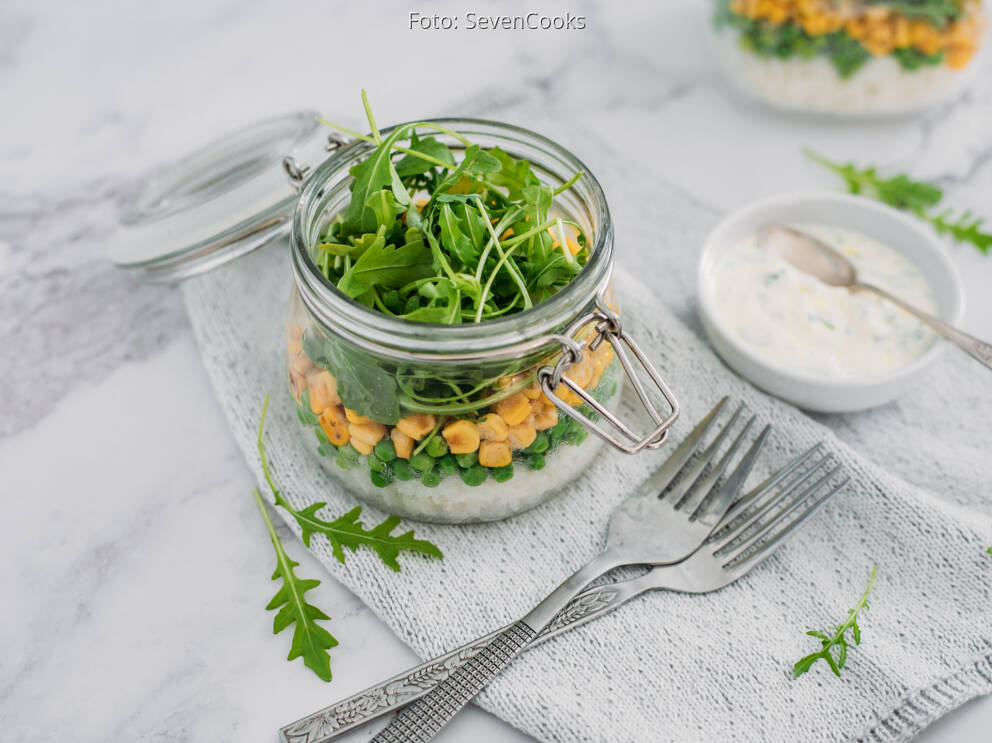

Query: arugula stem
473,197,532,312
793,566,877,678
499,218,560,248
553,170,583,196
361,89,382,144
257,396,284,507
317,118,456,170
476,244,523,322
411,417,446,457
555,218,574,264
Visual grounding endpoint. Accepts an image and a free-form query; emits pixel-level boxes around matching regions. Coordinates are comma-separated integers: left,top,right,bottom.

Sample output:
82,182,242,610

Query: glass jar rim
290,117,614,361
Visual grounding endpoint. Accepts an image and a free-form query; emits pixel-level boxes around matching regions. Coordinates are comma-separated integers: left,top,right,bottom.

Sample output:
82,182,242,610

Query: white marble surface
2,1,991,741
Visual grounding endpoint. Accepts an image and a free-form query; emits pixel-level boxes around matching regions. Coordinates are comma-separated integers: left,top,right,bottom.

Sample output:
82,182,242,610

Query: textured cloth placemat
182,173,992,741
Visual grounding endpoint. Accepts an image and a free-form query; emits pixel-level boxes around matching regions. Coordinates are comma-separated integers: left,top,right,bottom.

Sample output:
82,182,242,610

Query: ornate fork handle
278,584,628,743
372,621,537,742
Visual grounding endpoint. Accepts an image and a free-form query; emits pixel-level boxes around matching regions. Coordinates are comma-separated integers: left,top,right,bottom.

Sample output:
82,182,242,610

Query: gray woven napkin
182,166,992,742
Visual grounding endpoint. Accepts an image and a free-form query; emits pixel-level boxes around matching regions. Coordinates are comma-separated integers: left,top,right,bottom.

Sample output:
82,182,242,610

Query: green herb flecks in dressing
713,223,938,378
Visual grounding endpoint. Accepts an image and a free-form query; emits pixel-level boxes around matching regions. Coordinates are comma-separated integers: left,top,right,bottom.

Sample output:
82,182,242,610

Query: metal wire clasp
538,299,679,454
283,133,350,193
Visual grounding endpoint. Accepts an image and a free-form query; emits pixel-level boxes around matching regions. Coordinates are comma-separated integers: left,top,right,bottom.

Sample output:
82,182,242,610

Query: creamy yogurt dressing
712,223,938,378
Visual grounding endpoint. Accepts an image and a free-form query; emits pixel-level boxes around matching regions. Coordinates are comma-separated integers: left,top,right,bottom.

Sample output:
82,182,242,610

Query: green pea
338,444,360,463
460,465,487,486
524,431,549,454
374,439,397,462
409,452,435,473
370,469,393,487
492,464,514,483
438,454,458,475
425,436,449,457
565,428,589,446
421,470,442,488
456,452,479,469
368,456,387,474
528,453,546,470
336,452,356,470
549,417,569,444
392,459,414,481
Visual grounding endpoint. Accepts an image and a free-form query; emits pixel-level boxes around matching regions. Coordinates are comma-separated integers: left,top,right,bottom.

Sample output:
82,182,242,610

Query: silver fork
370,444,847,743
279,398,771,743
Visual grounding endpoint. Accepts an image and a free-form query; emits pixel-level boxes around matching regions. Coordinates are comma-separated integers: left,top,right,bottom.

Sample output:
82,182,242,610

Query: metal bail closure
538,301,679,454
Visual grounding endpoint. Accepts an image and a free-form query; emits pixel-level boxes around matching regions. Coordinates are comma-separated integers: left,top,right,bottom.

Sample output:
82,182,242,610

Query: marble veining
1,0,990,741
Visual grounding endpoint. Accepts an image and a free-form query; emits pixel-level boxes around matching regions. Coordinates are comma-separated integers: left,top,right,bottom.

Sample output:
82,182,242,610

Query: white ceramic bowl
697,192,965,413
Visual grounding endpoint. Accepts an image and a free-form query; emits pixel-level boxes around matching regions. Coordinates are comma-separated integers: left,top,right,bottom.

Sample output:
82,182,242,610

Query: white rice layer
711,32,977,116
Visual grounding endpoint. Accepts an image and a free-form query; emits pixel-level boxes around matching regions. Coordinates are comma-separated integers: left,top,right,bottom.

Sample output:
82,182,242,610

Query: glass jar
708,0,987,116
284,120,677,523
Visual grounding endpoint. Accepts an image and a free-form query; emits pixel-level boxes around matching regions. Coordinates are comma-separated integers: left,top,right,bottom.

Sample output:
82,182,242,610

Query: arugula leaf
253,487,338,682
362,189,406,233
338,229,434,298
928,210,992,255
257,397,442,570
438,203,479,266
394,133,455,177
340,125,413,234
302,329,401,423
806,150,990,255
793,567,877,679
486,146,538,199
292,505,443,571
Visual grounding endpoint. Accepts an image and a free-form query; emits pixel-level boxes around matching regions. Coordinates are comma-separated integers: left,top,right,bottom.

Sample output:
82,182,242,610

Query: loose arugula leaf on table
252,396,443,680
291,506,443,571
928,210,992,254
253,487,338,682
806,150,991,255
258,396,442,570
793,567,877,679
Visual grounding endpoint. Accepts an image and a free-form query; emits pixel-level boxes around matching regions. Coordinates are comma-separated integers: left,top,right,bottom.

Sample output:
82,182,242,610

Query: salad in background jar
710,0,987,115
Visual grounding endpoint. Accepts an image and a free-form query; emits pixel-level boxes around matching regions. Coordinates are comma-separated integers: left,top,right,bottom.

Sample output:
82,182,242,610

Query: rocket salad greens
314,91,589,325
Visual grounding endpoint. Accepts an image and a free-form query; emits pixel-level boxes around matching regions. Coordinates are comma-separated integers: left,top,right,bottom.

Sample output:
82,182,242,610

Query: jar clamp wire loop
539,295,679,454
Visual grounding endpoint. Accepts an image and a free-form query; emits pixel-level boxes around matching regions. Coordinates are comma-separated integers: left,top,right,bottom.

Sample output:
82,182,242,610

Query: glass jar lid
107,111,332,282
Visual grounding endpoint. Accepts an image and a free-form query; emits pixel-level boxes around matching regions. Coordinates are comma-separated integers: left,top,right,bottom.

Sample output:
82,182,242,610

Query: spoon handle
856,283,992,372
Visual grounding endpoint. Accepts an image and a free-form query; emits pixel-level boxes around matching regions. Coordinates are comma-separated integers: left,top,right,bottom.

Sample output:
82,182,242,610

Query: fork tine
633,397,728,498
713,443,825,531
661,403,745,505
714,461,840,551
718,470,846,563
693,423,771,526
679,416,757,513
721,478,850,576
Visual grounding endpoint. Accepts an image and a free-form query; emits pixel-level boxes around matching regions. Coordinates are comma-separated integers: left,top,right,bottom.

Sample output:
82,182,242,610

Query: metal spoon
758,224,992,372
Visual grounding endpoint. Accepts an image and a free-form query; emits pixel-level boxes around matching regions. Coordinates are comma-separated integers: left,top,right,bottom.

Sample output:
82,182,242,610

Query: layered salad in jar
286,101,621,522
711,0,987,114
